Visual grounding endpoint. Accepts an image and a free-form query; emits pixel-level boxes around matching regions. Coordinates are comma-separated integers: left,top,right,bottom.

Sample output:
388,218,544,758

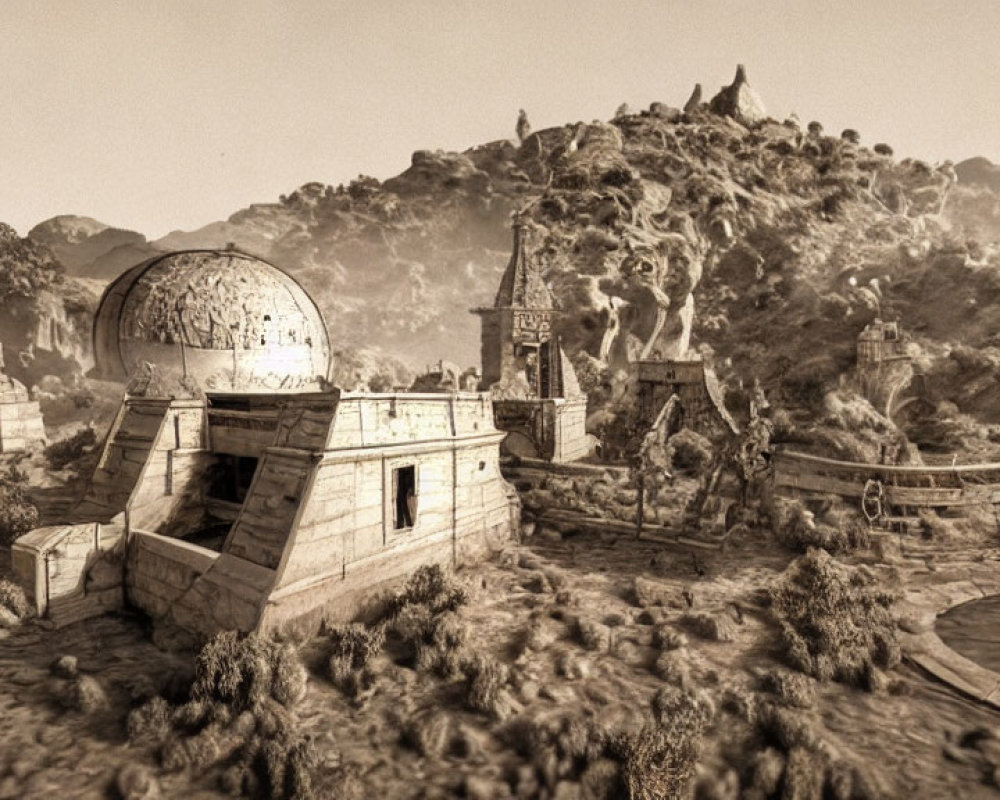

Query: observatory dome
93,250,331,392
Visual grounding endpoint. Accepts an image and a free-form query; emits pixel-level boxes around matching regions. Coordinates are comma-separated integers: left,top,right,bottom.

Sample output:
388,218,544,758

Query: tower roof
494,218,553,310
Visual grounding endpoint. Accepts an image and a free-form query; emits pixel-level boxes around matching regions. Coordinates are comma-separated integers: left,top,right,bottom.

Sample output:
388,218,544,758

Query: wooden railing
772,450,1000,508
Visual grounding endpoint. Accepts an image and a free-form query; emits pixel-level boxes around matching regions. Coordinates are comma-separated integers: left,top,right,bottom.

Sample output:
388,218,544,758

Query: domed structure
93,250,330,392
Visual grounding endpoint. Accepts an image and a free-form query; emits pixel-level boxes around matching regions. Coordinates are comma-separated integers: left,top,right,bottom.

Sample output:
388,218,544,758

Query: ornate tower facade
472,219,589,462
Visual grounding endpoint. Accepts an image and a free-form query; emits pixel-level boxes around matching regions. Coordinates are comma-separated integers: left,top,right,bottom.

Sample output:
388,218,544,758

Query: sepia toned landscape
4,4,1000,799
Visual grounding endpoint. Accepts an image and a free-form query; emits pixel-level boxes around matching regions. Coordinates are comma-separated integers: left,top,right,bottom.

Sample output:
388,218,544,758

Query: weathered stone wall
76,398,171,520
261,394,513,632
551,397,590,463
11,520,125,622
225,449,313,569
126,531,218,620
128,401,212,536
0,399,45,452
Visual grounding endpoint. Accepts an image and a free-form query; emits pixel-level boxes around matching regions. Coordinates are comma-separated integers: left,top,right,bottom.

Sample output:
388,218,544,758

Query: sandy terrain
3,500,1000,799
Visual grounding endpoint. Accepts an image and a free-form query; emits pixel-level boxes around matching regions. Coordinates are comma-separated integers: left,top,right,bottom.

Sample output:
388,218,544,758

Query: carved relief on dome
119,253,316,352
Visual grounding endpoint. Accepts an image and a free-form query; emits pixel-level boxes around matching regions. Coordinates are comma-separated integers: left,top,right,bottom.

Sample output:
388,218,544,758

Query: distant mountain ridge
19,66,1000,463
28,215,163,282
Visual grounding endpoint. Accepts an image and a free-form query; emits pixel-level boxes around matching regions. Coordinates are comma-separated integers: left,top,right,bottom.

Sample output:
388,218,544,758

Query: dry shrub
679,612,736,642
44,426,97,471
769,548,899,689
774,497,870,554
463,654,510,718
717,697,882,799
666,429,714,476
326,623,385,671
758,668,817,709
0,577,31,619
609,687,713,800
0,466,38,546
192,631,307,710
502,713,612,790
134,633,317,799
387,604,469,677
127,696,173,745
384,563,467,618
919,510,957,541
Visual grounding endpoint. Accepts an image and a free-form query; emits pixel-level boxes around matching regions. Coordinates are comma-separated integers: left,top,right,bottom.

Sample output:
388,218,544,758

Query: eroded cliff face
0,224,98,391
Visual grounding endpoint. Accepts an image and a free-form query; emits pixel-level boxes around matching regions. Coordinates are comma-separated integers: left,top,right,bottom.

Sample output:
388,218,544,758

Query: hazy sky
3,0,998,239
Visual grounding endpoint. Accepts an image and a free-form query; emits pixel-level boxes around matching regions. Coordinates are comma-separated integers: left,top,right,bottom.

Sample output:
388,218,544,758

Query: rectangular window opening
392,465,417,530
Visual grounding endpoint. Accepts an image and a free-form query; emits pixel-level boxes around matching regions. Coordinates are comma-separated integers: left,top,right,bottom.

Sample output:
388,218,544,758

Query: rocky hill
17,65,1000,461
28,215,163,282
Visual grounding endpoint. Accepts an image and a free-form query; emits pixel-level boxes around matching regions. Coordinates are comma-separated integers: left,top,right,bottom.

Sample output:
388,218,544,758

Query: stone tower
472,218,590,462
474,217,566,398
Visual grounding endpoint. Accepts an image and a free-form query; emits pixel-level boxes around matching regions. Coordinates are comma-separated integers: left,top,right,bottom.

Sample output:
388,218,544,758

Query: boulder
709,64,767,126
649,102,681,122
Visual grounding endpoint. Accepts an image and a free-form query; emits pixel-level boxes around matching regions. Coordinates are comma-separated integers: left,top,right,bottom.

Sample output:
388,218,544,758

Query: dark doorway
208,455,259,504
393,465,417,529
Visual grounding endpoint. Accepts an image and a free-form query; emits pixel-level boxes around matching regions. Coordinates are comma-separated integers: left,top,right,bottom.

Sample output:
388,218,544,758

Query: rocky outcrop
708,64,767,126
683,83,703,113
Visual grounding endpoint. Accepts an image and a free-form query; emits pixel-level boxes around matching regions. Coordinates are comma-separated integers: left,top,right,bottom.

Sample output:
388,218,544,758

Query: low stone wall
126,531,218,620
897,570,1000,710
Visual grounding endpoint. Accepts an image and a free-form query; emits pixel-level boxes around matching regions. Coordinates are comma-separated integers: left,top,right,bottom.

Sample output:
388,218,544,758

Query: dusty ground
3,508,1000,799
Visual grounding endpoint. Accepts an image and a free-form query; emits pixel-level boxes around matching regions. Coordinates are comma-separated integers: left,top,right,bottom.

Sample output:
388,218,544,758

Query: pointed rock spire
683,83,703,113
708,64,767,126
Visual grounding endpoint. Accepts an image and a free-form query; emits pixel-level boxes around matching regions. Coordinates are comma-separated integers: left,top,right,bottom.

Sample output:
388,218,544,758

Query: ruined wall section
75,398,172,521
260,394,513,632
127,399,212,536
550,397,590,463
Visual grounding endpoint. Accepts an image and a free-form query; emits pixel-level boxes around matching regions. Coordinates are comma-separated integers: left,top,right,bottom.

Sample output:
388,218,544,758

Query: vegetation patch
126,632,316,799
0,465,39,546
43,426,97,471
768,548,900,688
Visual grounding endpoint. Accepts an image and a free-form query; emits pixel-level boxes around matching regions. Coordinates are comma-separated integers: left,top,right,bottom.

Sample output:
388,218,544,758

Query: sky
2,0,999,239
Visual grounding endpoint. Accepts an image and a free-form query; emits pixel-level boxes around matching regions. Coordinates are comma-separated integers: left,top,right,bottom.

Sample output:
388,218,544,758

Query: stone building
13,250,516,636
0,345,46,452
856,318,913,416
471,219,590,462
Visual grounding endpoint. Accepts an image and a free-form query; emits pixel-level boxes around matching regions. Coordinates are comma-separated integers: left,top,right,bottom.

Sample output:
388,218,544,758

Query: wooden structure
13,250,516,636
636,358,738,438
0,344,45,452
772,449,1000,517
471,219,590,462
